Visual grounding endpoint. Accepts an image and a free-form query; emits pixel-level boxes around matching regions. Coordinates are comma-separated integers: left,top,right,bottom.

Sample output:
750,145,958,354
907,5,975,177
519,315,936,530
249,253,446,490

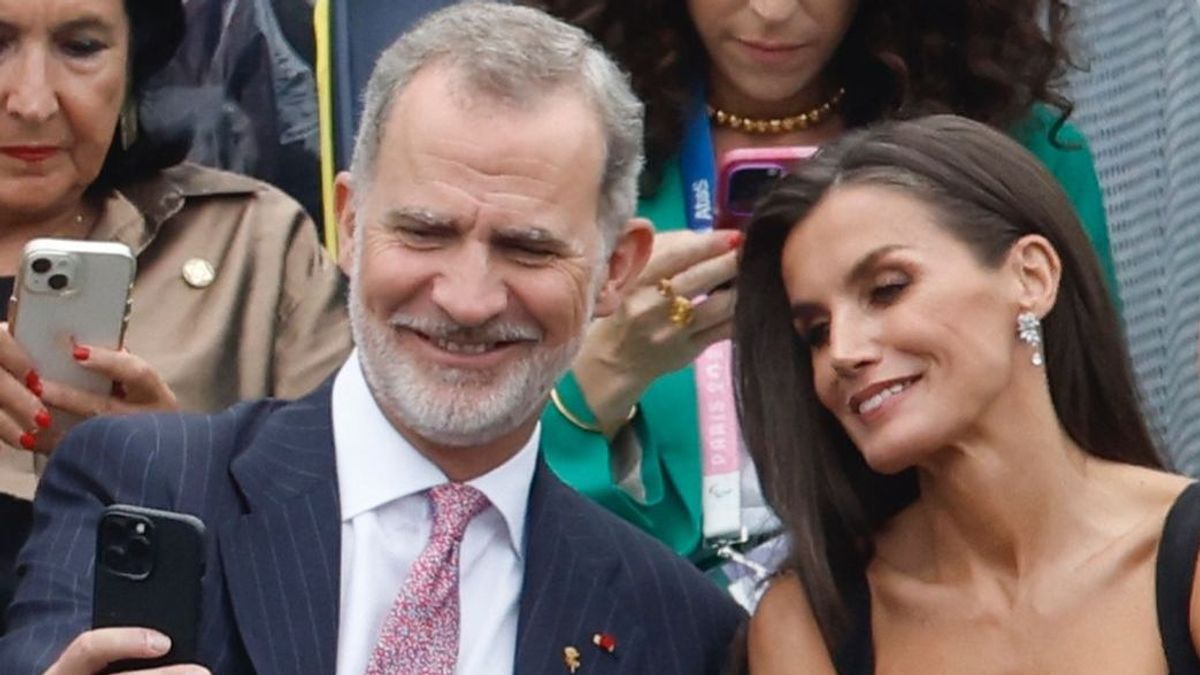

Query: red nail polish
19,432,35,450
24,370,41,396
725,231,744,249
34,409,50,429
72,345,90,361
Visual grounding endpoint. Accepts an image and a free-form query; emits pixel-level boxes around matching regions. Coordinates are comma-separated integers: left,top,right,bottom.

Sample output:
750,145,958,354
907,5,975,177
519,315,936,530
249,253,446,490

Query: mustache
389,314,542,343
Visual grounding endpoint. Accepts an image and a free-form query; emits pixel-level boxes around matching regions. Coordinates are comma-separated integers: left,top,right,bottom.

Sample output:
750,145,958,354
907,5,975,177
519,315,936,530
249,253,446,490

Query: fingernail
24,370,42,396
19,432,35,450
725,231,744,249
111,382,127,400
145,630,171,654
72,345,90,361
34,409,50,429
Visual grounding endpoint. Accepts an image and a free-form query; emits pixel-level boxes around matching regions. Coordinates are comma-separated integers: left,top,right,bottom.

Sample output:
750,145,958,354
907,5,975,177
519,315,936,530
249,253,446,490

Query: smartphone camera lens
728,166,787,216
100,515,156,580
48,274,68,291
125,535,151,562
31,258,51,274
100,543,124,571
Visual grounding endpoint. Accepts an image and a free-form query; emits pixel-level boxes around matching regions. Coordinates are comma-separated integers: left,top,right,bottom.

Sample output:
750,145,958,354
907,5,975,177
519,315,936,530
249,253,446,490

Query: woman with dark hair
525,0,1119,586
737,115,1194,673
0,0,350,622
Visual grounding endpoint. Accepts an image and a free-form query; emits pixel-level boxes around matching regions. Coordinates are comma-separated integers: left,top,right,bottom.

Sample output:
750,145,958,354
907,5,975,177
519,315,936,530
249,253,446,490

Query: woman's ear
1007,234,1061,317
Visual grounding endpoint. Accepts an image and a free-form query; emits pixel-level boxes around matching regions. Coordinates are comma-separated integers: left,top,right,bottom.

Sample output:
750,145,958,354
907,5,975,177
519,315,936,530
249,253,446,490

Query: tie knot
428,483,489,540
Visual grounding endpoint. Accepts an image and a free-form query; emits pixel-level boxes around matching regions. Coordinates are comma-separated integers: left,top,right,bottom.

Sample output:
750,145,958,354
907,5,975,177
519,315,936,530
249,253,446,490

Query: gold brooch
563,645,581,673
181,258,216,288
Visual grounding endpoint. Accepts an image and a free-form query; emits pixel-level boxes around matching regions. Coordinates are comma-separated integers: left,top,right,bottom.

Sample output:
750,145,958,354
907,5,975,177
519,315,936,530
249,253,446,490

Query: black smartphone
93,504,206,672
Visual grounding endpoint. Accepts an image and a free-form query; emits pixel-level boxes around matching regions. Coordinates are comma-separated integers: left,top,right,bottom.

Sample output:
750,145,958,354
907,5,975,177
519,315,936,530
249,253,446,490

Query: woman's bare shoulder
748,573,838,675
1089,462,1194,520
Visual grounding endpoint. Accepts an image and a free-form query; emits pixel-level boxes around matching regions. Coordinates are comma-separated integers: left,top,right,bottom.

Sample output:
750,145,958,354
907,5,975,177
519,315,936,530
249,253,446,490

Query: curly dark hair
523,0,1077,196
89,0,192,196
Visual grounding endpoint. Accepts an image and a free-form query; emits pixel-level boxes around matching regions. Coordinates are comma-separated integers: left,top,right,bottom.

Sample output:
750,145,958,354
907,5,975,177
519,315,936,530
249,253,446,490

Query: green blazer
542,106,1119,560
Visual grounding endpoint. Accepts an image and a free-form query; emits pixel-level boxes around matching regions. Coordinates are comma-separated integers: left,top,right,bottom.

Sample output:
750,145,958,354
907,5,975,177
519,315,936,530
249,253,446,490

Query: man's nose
429,250,509,327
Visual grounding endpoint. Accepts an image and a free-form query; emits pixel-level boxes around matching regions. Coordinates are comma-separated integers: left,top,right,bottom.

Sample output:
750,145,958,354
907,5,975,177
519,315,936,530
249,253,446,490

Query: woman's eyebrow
789,244,910,317
53,16,119,37
844,244,908,287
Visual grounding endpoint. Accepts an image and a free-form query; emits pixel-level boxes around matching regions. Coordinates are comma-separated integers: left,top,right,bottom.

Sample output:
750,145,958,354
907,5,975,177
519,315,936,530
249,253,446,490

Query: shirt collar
332,349,538,558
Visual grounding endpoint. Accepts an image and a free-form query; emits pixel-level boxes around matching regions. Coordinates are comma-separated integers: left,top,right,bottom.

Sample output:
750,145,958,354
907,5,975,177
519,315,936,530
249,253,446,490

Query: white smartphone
9,239,136,432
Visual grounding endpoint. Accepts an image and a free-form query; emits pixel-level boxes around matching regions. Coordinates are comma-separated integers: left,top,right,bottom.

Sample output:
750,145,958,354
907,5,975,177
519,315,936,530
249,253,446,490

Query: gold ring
657,277,674,297
668,294,695,328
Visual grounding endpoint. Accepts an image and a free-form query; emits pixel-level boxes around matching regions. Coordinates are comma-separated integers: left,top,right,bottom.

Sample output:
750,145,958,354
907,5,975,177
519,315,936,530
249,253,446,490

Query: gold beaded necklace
707,87,846,134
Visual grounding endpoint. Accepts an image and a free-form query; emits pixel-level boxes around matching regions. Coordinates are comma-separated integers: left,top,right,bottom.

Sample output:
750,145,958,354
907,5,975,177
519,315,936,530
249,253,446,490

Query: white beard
347,249,594,447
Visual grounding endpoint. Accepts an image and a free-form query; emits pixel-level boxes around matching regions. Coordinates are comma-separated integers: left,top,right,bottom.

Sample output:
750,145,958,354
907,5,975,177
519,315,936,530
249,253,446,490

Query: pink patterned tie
365,483,490,675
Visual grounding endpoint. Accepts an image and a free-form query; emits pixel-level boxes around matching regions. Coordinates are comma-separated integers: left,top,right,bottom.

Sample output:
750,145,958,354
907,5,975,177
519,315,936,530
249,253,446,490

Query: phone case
9,239,135,432
716,146,817,230
94,504,206,671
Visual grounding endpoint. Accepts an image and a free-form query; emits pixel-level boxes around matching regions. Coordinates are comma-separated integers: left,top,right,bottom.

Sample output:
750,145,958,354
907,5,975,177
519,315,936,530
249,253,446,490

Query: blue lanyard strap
680,84,717,232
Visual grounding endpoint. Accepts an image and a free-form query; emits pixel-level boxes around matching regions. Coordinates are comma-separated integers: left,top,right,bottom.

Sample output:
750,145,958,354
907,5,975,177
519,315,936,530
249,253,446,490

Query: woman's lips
735,38,805,65
1,146,59,162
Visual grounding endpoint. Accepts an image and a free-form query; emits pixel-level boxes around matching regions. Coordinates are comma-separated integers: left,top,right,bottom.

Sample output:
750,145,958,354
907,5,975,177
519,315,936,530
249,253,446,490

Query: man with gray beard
0,3,745,675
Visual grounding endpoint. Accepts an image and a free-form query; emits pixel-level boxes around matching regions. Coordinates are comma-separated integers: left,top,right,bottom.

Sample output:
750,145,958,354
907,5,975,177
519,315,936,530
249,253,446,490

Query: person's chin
860,450,917,476
851,428,930,476
727,70,819,103
0,178,71,211
403,389,531,447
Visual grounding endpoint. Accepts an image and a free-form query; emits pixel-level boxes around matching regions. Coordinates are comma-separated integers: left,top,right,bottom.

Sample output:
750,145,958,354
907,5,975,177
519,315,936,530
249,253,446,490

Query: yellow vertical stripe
314,0,338,258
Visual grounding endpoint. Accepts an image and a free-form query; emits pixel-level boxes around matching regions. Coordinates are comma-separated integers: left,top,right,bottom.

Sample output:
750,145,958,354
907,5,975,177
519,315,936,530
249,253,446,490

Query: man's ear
334,171,358,275
594,218,654,317
1007,234,1061,317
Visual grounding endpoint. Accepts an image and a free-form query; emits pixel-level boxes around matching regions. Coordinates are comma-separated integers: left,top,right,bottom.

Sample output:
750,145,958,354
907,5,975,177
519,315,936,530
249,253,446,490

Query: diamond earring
1017,311,1044,367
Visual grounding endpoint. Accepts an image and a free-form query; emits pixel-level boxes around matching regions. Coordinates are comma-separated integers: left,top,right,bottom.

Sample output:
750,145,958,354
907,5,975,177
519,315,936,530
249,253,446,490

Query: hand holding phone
48,627,209,675
9,239,135,438
93,504,206,672
716,146,817,230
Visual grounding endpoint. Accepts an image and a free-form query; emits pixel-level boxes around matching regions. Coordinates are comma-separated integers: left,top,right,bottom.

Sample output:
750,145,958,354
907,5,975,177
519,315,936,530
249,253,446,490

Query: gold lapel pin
181,258,216,288
563,646,582,673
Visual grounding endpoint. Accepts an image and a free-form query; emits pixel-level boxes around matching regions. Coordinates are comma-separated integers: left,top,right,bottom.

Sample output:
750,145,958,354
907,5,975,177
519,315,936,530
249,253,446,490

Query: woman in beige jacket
0,0,350,622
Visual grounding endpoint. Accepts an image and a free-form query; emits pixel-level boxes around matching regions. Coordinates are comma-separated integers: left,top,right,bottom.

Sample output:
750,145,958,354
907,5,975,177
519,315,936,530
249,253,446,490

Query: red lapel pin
592,632,617,654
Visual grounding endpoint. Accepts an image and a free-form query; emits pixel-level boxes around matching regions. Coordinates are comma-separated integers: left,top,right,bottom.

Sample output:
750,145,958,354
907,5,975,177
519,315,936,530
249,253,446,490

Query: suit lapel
515,462,645,674
218,382,342,675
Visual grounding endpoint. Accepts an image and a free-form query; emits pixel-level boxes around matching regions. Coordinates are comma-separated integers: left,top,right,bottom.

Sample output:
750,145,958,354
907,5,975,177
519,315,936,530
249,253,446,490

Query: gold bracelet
549,386,637,434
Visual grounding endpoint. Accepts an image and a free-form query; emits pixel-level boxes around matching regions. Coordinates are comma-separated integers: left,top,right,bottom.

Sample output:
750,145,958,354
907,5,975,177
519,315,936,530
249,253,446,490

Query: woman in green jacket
529,0,1119,579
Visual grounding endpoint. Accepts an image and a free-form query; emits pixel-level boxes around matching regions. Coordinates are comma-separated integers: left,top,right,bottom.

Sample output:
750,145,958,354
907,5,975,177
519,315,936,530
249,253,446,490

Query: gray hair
348,1,644,250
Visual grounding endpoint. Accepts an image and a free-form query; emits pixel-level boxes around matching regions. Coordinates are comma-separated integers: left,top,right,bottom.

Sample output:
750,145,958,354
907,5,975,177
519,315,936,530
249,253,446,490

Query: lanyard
680,84,717,232
681,86,745,546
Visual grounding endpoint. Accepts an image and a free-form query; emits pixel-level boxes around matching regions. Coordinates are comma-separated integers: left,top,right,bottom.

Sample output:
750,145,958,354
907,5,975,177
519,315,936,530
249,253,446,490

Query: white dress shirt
333,351,537,675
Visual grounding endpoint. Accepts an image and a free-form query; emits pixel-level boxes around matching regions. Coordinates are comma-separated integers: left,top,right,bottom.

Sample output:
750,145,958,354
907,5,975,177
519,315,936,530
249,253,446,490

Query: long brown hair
733,115,1162,650
521,0,1076,195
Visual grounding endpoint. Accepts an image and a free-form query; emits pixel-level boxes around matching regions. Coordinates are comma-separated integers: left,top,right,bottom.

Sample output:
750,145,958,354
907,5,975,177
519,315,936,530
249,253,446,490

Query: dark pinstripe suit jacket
0,380,744,674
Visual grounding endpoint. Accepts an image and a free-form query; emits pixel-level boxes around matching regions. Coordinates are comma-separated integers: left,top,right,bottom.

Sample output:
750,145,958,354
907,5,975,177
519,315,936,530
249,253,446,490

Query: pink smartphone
716,146,817,230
